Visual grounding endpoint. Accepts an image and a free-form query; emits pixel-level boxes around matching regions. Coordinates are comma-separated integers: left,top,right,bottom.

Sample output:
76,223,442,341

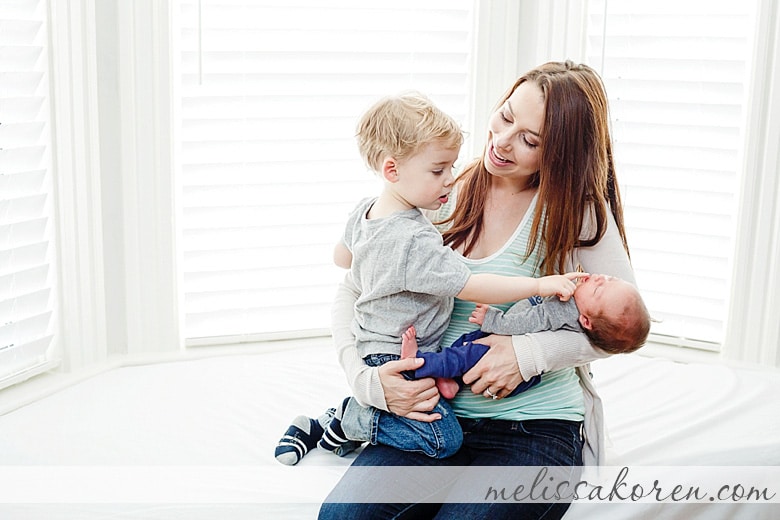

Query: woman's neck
463,176,537,260
491,174,537,196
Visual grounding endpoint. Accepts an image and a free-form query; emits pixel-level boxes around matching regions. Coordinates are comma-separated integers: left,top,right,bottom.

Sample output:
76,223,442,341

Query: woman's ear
579,314,593,331
381,156,398,182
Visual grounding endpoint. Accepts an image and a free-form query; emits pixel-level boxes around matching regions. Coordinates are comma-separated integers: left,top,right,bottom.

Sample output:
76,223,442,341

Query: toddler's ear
579,314,593,331
381,156,398,182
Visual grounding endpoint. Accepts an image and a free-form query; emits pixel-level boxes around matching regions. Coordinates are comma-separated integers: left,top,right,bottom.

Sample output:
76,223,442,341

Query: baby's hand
469,303,489,326
538,272,588,301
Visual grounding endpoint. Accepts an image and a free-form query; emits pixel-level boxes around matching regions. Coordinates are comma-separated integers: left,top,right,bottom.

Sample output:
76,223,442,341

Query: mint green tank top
437,194,585,421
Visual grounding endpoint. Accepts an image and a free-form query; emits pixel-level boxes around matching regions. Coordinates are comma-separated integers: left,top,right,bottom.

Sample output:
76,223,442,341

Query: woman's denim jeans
319,417,583,520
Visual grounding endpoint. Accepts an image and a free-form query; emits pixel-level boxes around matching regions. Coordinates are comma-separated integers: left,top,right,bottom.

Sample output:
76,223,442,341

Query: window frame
0,0,61,389
536,1,780,364
75,0,780,364
5,0,778,408
175,0,479,343
720,0,780,366
47,0,107,373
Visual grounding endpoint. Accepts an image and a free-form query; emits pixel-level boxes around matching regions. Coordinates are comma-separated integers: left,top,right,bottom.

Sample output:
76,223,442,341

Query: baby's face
573,274,635,318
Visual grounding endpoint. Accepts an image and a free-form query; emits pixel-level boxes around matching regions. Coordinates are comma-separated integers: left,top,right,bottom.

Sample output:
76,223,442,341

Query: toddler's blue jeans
340,353,463,459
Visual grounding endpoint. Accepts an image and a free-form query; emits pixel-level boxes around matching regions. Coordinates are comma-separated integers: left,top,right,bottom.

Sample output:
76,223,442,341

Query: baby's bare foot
400,325,418,359
436,377,460,399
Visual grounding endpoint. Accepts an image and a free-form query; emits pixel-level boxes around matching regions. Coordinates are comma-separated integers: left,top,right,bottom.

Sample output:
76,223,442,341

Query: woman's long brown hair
439,61,629,275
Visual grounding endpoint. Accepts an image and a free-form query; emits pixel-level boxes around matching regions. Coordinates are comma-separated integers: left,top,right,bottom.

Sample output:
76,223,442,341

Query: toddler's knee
432,440,461,459
428,422,463,459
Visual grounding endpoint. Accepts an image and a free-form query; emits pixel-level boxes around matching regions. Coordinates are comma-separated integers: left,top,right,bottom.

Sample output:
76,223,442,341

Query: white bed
1,340,779,519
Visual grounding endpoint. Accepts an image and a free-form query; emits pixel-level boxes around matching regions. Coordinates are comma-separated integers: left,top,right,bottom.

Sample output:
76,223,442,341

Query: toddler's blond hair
356,92,463,172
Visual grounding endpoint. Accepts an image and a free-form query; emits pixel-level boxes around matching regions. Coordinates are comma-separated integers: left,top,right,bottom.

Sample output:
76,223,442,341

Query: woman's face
484,81,545,181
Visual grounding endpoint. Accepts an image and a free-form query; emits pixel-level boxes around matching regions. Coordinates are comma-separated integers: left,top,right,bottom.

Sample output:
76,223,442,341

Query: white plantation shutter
586,0,757,349
0,0,57,384
178,0,475,341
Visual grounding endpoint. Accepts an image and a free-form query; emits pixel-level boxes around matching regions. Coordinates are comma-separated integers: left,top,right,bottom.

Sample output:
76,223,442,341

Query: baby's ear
579,314,593,331
381,156,398,182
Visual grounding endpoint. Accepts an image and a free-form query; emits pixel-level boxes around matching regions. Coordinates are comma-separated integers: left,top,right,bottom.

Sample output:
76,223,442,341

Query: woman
320,61,636,519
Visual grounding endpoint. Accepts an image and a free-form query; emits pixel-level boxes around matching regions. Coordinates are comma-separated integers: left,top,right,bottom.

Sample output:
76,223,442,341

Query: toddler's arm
333,242,352,269
457,271,585,304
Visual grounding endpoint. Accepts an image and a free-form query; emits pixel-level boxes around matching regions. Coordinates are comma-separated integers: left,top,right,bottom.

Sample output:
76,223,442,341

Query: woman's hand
462,334,524,399
378,358,442,422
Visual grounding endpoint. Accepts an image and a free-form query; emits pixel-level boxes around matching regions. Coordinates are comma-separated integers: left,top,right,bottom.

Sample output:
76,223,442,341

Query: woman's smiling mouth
489,143,512,166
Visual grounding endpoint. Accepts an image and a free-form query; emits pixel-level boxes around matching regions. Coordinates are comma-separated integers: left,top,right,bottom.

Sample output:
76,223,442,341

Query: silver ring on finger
485,388,499,400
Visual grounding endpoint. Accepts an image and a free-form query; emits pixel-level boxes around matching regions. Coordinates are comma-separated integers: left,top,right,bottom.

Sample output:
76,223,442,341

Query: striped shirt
435,193,585,421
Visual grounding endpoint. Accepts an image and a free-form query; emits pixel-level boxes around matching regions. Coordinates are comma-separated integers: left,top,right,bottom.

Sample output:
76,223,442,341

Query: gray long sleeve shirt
481,296,582,336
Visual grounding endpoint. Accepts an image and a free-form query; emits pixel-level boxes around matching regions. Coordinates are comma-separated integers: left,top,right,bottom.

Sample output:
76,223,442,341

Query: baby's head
355,92,463,173
574,274,650,354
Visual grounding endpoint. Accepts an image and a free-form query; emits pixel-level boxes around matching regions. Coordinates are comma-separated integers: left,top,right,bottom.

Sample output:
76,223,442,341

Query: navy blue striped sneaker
274,408,335,465
318,397,362,457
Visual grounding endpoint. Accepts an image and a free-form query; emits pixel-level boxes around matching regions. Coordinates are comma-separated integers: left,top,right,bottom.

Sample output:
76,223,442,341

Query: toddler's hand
538,272,588,301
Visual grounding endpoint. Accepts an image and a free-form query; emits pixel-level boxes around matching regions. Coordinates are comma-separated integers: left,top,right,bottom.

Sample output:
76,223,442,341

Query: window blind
586,0,756,349
0,0,57,383
178,0,475,341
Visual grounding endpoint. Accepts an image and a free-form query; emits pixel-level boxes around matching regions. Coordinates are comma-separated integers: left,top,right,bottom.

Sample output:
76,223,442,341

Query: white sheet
0,343,778,519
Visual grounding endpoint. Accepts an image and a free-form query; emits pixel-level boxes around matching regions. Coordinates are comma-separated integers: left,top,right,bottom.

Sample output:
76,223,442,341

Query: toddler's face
393,140,460,211
573,274,635,319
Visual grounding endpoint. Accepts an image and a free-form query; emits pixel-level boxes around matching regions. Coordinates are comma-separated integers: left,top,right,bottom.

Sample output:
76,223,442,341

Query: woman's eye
432,169,444,175
522,135,538,148
500,111,511,123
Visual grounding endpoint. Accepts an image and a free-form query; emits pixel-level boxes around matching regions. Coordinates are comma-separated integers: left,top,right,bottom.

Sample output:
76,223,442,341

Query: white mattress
0,342,778,519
